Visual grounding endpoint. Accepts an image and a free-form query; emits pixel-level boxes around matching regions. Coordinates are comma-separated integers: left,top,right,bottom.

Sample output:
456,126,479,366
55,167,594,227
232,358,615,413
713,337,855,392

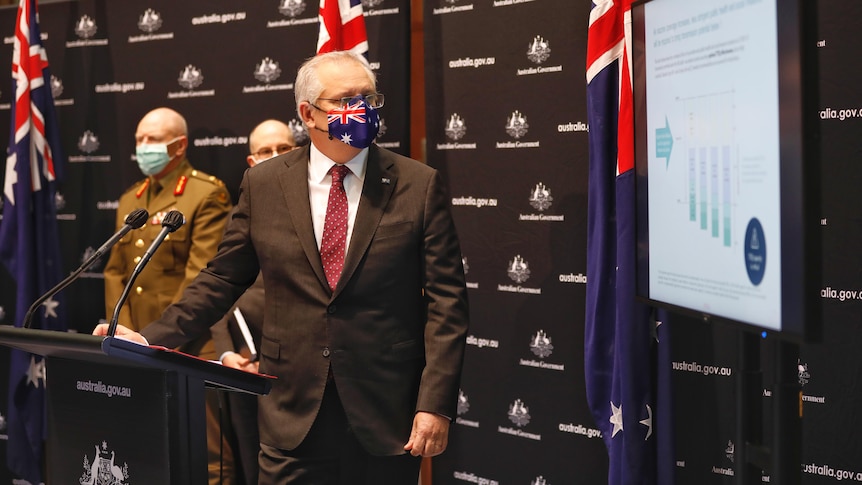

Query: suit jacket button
327,305,336,314
322,348,331,357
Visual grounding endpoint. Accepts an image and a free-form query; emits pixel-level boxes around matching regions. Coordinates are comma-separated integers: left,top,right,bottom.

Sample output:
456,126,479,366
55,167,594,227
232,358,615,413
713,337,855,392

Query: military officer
102,107,235,484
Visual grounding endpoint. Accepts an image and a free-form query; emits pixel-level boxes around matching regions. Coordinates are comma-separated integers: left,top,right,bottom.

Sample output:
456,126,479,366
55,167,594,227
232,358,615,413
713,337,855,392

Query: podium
0,325,274,484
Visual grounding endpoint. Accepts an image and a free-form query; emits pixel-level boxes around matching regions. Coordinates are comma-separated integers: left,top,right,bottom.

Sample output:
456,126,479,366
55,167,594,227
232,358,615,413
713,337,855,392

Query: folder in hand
233,307,258,362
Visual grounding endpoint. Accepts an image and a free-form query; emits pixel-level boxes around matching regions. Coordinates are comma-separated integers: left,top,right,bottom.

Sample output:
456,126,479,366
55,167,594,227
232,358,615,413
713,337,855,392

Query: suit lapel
335,146,396,297
278,148,329,290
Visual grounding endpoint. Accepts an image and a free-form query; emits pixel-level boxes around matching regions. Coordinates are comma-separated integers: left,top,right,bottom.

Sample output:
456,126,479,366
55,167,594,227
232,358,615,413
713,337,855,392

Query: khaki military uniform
104,159,232,332
103,159,236,484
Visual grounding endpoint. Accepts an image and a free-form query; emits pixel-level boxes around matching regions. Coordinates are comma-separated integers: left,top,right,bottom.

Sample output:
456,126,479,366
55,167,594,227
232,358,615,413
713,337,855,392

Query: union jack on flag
325,96,378,146
327,101,366,125
0,0,67,483
317,0,369,56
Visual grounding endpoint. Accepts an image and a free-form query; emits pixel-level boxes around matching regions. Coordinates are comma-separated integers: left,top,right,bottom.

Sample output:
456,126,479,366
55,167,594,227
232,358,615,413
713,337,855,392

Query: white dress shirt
308,143,368,256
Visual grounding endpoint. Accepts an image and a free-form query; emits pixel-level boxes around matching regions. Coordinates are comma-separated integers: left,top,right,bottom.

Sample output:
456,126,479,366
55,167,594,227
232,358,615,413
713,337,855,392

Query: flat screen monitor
632,0,818,340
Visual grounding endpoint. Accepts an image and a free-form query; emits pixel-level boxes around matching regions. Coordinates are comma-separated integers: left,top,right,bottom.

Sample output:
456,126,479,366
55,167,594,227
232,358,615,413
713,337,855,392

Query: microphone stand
23,208,149,329
106,210,184,337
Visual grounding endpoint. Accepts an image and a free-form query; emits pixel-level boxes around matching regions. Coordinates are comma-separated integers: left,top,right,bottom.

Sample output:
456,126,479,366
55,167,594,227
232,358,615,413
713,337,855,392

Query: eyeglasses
314,93,385,109
253,144,295,159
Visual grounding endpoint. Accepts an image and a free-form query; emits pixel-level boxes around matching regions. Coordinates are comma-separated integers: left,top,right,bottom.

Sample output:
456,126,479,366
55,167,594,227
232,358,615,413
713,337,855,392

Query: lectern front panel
46,357,172,484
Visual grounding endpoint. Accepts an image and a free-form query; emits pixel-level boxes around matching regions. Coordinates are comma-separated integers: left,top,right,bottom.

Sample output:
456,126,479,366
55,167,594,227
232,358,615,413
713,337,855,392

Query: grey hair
294,51,376,118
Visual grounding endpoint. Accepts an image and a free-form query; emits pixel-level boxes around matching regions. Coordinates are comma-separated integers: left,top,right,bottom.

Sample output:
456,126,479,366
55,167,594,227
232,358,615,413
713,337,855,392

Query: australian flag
0,0,67,483
317,0,369,56
585,1,674,484
326,96,379,146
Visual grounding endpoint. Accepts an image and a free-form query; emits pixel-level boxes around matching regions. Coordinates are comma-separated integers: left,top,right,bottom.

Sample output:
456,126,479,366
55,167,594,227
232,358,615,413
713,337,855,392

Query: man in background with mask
96,52,469,484
210,118,296,485
102,106,236,484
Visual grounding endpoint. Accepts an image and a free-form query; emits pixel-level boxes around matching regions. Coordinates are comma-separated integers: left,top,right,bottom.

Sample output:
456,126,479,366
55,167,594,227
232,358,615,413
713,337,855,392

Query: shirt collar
151,158,189,192
308,143,368,183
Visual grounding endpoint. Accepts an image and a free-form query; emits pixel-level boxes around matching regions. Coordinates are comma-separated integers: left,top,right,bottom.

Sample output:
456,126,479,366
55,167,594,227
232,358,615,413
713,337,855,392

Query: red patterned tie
321,164,350,290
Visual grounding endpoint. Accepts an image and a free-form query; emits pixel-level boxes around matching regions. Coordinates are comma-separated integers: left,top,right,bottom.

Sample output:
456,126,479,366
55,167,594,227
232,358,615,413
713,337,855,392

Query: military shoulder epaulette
187,169,226,188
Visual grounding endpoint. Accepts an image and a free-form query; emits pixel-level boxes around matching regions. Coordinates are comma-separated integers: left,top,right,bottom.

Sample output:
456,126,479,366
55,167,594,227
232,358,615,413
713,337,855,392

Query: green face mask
136,137,180,176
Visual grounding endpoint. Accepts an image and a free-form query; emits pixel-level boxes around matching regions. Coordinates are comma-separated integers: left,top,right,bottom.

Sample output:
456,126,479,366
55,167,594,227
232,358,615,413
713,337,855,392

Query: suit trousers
258,380,421,485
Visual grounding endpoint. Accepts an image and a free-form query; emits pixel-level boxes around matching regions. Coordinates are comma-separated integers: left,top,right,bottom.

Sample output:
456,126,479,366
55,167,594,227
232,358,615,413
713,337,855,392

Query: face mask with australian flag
326,95,380,148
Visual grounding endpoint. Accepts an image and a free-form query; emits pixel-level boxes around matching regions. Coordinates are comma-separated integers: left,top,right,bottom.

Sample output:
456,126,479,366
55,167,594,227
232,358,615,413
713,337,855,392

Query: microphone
23,208,150,329
94,208,151,260
106,210,185,337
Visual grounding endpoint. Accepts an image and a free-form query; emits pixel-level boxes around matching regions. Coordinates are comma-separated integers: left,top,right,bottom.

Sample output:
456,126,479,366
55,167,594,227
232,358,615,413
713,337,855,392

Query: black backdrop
2,1,862,484
424,1,607,483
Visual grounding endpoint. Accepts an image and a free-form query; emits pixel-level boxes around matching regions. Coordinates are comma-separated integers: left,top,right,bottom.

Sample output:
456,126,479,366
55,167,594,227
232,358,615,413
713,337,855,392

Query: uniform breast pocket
159,224,189,271
165,222,189,244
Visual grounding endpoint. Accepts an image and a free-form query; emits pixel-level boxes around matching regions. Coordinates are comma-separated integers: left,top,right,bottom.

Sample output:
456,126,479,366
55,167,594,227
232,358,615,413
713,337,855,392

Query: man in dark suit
95,51,470,484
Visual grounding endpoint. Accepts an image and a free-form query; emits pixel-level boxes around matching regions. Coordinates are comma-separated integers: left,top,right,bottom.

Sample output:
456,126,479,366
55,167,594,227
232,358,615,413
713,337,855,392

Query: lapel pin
381,177,391,184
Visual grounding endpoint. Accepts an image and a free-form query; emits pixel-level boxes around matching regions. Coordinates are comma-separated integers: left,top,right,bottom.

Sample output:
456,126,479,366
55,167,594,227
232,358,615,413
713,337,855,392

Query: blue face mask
136,137,180,176
325,96,380,149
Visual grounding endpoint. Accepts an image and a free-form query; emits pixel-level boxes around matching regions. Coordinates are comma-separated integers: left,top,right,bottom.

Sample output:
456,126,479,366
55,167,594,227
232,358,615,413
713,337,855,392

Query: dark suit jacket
211,273,265,359
142,144,470,456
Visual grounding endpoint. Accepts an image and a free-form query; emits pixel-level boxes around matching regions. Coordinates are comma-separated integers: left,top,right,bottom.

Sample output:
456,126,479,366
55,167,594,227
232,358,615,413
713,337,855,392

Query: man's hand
221,352,260,373
403,411,450,457
92,323,147,345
